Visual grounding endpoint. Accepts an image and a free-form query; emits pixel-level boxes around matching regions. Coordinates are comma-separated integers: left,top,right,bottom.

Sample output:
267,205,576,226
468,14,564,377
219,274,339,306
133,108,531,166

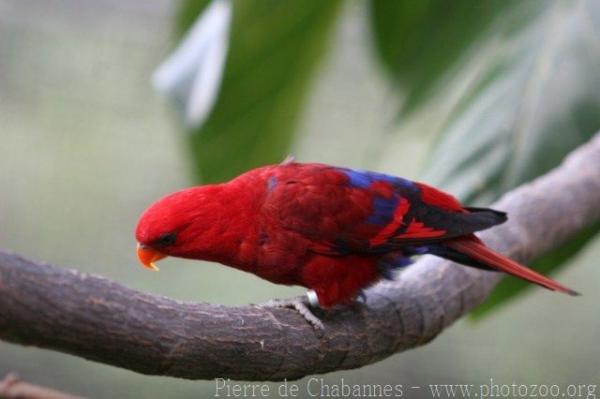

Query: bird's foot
266,291,324,330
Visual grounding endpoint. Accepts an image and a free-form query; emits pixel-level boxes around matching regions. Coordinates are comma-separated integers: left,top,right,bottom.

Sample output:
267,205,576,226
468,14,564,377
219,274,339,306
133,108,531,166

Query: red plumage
135,162,577,308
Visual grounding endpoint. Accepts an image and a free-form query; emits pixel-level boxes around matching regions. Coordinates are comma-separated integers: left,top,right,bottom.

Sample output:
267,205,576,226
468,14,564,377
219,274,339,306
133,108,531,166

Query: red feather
444,236,579,295
396,219,446,239
415,182,465,212
369,197,410,246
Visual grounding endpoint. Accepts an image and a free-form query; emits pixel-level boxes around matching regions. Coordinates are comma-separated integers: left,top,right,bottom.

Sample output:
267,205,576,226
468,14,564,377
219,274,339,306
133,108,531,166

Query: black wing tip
465,206,507,217
565,288,582,296
464,207,508,226
548,285,580,296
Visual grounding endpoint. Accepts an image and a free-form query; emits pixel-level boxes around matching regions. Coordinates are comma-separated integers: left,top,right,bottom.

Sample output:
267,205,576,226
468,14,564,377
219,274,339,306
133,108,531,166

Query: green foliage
178,0,342,183
408,0,600,315
368,0,521,113
175,0,211,38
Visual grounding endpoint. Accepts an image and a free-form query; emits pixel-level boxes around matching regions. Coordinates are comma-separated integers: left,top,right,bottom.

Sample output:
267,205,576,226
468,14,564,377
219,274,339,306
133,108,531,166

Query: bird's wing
263,164,507,256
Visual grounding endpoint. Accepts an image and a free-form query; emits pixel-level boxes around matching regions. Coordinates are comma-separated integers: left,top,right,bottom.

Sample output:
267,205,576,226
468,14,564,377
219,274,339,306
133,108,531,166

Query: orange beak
136,243,166,271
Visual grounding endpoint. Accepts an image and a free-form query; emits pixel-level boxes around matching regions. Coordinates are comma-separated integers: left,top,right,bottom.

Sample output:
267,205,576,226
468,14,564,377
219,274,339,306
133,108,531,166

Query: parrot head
135,185,226,271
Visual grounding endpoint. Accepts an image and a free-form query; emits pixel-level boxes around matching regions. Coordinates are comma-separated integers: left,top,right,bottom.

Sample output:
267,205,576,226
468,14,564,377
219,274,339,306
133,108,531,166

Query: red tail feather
445,236,579,296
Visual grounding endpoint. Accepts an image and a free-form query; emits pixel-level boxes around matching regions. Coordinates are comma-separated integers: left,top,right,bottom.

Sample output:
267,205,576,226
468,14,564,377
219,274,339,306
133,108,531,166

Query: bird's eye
153,232,177,247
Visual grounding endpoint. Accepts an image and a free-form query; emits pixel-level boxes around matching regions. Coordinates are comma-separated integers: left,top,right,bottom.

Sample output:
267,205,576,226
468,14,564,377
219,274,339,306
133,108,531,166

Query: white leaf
152,0,232,129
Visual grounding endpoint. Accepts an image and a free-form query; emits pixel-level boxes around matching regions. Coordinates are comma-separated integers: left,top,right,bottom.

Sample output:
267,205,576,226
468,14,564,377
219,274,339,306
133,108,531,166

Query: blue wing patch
339,167,413,189
367,196,399,225
343,169,372,188
338,167,414,226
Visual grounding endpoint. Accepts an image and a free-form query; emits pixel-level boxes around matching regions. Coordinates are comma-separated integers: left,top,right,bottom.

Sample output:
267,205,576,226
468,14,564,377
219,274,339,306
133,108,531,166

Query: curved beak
136,243,167,271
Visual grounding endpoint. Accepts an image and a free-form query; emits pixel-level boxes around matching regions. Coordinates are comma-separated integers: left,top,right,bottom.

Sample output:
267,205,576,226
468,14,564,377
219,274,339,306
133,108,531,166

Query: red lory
135,160,577,326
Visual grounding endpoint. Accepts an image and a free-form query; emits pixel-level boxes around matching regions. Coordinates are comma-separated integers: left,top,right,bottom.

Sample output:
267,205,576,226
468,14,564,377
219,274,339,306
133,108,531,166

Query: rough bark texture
0,134,599,381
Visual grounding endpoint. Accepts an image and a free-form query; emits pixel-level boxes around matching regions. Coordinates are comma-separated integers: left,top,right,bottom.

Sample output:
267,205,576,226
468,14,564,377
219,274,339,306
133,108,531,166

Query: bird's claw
266,292,324,330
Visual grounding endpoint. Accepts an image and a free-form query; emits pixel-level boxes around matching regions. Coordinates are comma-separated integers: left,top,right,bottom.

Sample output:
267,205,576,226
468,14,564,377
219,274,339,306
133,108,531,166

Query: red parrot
135,161,578,312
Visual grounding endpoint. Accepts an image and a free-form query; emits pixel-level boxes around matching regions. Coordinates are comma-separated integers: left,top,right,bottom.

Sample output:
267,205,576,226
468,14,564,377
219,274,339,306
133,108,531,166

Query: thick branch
0,135,599,381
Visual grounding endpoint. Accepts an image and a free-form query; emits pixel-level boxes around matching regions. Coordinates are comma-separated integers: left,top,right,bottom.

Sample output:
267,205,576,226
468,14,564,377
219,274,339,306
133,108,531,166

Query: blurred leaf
417,0,600,315
178,0,342,183
368,0,521,113
176,0,212,38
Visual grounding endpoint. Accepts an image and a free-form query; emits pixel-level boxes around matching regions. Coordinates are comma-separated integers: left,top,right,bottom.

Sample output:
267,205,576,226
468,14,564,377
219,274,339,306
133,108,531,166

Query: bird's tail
442,235,579,296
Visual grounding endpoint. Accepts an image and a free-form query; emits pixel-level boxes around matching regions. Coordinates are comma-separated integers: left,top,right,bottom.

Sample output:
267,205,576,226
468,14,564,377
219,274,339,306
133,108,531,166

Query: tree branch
1,134,599,381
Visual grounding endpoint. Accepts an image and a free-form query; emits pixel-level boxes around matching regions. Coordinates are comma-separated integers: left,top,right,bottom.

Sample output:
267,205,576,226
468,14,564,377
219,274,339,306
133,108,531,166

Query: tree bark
0,134,599,381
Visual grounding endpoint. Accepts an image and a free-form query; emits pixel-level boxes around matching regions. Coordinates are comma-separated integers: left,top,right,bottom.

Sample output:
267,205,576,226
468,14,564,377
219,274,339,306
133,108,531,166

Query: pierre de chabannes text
214,378,597,398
